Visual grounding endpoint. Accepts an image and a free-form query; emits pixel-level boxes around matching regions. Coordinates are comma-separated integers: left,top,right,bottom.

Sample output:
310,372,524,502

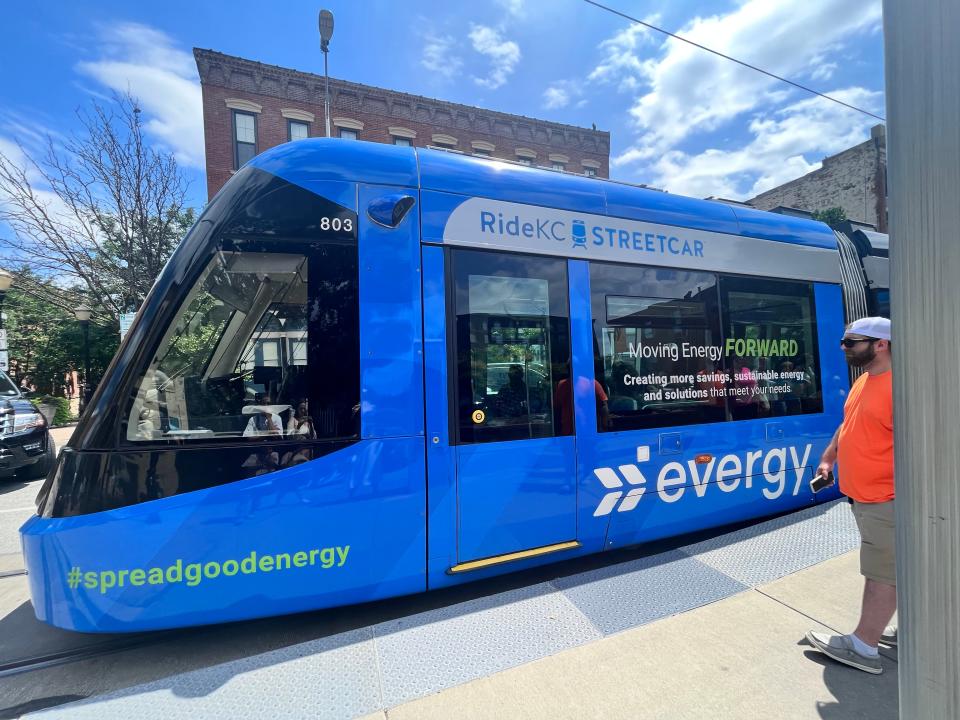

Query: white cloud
810,61,839,82
76,22,203,169
0,131,100,258
469,25,521,89
595,0,882,159
0,137,33,183
495,0,525,17
543,85,571,109
630,87,884,199
422,33,464,80
542,80,583,110
588,18,660,92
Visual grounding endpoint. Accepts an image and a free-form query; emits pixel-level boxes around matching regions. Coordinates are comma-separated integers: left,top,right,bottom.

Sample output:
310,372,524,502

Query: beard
845,345,877,367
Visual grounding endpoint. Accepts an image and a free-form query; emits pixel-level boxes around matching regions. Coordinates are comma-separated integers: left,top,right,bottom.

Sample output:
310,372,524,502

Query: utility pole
884,0,960,715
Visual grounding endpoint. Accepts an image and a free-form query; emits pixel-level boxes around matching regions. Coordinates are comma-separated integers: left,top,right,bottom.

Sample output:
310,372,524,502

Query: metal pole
884,0,960,715
324,49,331,138
82,321,90,408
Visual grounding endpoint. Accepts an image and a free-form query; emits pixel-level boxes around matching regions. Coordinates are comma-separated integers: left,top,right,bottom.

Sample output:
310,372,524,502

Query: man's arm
817,425,841,478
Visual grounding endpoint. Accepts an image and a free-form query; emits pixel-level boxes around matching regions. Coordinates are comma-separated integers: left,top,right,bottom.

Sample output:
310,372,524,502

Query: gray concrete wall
749,126,886,231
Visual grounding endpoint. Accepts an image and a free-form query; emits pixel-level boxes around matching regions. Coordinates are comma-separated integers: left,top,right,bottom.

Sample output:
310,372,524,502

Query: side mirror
367,194,416,229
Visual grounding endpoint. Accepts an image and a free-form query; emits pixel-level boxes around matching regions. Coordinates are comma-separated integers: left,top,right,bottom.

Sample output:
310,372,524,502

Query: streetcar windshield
126,249,310,441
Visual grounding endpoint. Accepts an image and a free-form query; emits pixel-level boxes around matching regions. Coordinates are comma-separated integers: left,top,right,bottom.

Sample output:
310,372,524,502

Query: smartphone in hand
810,471,835,493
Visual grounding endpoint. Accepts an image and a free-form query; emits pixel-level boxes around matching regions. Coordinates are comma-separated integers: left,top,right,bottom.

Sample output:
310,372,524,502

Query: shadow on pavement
802,647,899,719
0,481,30,497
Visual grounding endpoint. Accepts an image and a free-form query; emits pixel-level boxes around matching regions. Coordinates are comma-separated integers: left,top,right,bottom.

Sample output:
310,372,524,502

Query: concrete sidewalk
363,551,898,720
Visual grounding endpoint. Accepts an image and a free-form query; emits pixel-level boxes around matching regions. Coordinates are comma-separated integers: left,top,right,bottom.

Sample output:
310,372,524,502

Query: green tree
3,270,118,395
811,206,848,226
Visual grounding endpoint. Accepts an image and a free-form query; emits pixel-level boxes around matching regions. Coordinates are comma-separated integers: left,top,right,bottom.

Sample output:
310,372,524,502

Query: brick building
748,124,887,232
194,49,611,200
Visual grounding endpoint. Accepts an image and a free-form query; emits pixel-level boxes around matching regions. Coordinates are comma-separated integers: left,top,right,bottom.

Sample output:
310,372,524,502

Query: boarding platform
0,499,898,720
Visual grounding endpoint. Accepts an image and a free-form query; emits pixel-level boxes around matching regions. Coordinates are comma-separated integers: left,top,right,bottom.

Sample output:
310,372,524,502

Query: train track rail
0,632,178,679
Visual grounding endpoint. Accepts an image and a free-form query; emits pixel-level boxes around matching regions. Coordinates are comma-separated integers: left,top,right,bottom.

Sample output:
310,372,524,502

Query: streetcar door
444,249,577,567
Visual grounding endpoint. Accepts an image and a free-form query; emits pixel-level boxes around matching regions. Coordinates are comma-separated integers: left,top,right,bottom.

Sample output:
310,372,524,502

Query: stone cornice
333,117,364,130
225,98,262,113
194,48,610,154
281,108,315,122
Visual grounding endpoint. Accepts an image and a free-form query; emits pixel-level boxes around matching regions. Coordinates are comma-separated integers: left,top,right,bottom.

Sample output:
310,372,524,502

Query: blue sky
2,0,884,210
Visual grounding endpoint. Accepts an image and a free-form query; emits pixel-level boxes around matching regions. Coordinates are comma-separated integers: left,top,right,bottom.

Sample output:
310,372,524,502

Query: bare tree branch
0,92,194,323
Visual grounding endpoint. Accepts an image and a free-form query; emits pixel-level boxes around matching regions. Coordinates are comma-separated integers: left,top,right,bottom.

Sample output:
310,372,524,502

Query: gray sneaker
805,631,883,674
880,626,897,647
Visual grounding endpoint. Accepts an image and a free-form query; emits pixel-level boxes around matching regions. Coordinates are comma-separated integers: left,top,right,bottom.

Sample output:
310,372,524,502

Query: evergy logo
592,444,813,516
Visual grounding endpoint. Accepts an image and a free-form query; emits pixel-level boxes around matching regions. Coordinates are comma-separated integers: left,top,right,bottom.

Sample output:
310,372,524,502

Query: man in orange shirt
806,317,894,674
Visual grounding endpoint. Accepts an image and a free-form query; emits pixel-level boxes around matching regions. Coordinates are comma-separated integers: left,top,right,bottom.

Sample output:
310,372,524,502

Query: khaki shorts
851,500,896,586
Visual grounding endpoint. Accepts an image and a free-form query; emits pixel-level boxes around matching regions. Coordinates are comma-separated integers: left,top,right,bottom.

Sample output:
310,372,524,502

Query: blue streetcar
21,140,883,632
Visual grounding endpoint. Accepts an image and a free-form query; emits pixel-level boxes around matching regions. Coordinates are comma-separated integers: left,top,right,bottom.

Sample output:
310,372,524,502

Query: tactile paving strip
553,549,749,636
373,582,601,707
677,500,860,586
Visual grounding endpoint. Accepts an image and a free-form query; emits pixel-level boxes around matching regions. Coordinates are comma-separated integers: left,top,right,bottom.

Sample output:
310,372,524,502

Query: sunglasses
840,338,876,348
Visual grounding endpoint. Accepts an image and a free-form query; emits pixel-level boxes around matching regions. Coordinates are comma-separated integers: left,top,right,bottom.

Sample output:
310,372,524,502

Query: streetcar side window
451,249,573,443
590,263,725,431
719,276,823,418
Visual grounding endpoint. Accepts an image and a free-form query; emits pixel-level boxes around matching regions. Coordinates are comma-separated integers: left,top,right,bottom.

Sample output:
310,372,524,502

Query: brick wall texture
748,125,887,232
195,49,611,200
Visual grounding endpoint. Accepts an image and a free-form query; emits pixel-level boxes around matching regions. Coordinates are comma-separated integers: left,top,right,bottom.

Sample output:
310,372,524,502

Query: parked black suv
0,371,55,481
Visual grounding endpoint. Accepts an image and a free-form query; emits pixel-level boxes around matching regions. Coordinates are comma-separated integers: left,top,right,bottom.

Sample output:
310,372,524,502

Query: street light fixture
74,304,92,413
319,9,335,138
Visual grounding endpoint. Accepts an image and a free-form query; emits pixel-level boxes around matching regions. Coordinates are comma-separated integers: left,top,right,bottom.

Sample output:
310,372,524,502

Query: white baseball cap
846,316,891,340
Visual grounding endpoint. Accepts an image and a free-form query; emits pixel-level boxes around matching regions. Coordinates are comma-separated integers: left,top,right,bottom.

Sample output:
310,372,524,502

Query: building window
233,111,257,169
471,141,495,158
552,162,566,172
394,137,412,147
288,120,309,142
339,128,358,140
584,167,597,177
515,148,537,166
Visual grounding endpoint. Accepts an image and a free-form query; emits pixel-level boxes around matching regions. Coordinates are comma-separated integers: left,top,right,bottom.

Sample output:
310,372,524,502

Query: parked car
0,370,55,481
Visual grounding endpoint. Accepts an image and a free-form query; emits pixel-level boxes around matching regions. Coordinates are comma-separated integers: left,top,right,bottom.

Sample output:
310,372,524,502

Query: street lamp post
0,270,13,378
75,304,92,414
0,269,13,331
319,9,335,138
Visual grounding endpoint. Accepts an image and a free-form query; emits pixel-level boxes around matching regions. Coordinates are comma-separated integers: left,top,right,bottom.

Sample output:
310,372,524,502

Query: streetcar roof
247,138,837,251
